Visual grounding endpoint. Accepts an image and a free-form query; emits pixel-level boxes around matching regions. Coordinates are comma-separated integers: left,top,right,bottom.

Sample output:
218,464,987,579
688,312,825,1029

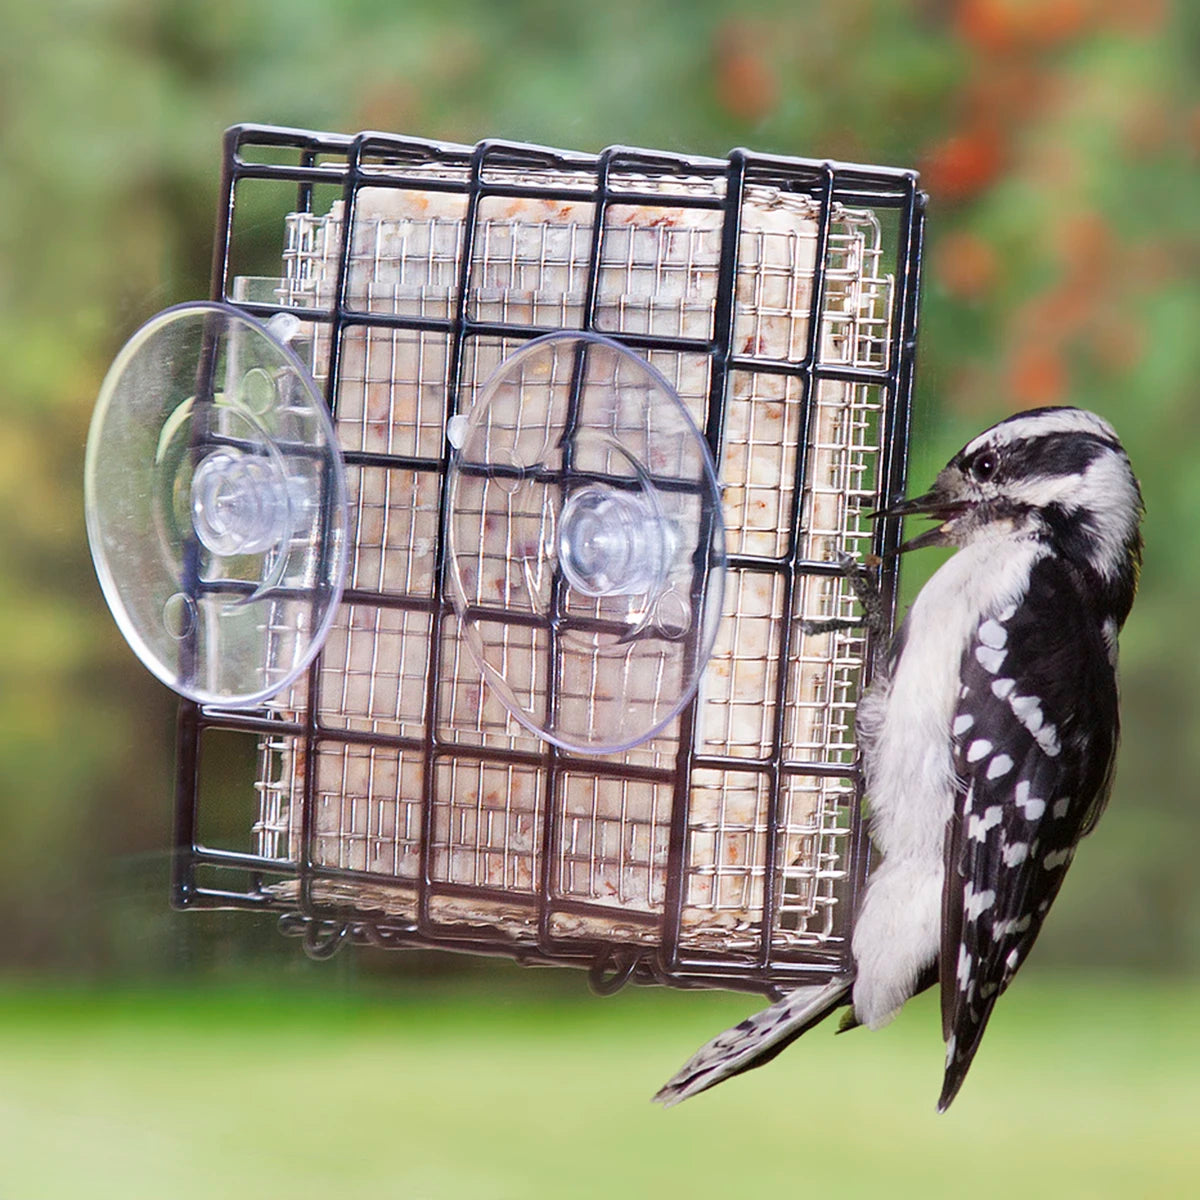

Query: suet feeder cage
86,125,925,997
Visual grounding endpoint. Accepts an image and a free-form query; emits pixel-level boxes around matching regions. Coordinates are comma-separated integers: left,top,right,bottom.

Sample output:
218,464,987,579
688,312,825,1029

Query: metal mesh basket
175,124,924,996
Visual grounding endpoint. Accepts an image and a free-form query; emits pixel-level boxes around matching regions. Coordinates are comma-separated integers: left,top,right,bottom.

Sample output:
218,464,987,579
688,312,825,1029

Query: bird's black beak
871,489,970,554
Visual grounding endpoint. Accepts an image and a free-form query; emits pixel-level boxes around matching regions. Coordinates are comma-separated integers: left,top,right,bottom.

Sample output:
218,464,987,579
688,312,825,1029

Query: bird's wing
938,555,1119,1111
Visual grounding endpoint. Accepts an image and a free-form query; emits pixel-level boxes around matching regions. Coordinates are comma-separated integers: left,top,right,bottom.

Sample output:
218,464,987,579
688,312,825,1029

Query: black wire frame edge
171,123,926,999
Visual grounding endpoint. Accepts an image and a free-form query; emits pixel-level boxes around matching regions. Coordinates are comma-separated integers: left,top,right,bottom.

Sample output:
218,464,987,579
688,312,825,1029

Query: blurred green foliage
0,976,1197,1197
0,0,1196,977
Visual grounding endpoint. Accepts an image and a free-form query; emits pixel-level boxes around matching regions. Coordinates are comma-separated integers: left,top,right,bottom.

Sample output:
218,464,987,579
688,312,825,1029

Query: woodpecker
655,406,1143,1112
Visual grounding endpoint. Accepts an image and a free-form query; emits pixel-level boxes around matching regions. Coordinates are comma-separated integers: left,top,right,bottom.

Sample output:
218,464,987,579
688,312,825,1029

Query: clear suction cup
84,302,348,707
446,332,725,754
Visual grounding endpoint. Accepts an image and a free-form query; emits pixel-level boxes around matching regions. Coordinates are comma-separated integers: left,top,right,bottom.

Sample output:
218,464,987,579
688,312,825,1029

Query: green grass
0,973,1195,1199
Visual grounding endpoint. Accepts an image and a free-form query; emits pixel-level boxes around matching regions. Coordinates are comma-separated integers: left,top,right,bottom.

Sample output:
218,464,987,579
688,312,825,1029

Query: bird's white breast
849,533,1046,1027
861,533,1046,856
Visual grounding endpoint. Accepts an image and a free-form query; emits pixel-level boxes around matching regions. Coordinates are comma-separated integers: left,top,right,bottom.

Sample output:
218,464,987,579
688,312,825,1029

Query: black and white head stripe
960,406,1123,458
948,406,1143,613
952,407,1129,494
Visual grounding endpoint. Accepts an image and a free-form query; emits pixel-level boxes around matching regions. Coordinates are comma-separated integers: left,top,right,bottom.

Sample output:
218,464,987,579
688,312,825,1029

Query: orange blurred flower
956,0,1092,52
921,126,1005,202
933,230,1000,301
1010,343,1068,406
713,20,779,124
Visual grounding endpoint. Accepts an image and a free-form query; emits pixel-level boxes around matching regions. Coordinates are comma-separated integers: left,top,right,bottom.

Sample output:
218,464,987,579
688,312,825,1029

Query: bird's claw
798,551,888,640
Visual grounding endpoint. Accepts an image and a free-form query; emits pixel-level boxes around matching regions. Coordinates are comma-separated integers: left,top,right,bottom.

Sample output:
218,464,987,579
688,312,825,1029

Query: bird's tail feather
936,996,999,1112
653,978,853,1107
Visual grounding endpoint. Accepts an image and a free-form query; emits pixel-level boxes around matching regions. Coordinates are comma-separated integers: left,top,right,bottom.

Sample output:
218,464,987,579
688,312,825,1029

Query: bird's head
877,406,1143,619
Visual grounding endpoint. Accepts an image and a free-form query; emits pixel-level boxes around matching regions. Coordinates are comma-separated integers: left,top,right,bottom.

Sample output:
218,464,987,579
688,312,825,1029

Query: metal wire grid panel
174,124,924,995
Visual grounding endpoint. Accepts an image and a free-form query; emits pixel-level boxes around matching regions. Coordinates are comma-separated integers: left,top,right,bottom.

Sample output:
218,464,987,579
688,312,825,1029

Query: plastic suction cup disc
446,332,725,754
84,302,348,707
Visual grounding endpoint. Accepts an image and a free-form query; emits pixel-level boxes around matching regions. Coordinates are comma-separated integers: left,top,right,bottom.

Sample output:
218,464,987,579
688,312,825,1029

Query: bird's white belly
851,535,1044,1027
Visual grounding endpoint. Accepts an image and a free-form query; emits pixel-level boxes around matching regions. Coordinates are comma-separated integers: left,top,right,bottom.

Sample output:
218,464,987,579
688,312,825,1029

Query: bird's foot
798,551,888,639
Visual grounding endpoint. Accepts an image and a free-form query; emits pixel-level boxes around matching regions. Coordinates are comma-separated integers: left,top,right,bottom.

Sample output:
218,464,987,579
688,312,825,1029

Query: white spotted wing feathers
938,554,1120,1110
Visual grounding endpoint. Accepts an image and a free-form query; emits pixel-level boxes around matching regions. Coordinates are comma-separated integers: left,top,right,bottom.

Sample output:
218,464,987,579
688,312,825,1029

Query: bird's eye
971,452,998,482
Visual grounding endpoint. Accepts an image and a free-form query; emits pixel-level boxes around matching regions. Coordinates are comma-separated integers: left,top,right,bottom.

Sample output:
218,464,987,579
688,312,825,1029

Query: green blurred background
1,1,1197,1195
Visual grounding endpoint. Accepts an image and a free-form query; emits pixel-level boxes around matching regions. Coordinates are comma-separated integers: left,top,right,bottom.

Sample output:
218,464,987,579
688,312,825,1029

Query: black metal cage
172,123,925,998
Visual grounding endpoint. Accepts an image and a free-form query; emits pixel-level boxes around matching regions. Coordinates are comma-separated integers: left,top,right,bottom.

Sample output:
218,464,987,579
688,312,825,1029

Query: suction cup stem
559,485,673,598
191,448,292,557
84,302,348,707
446,332,725,754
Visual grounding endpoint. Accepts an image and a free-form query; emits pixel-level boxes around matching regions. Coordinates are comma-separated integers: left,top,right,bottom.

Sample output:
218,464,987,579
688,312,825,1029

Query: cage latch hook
588,948,641,996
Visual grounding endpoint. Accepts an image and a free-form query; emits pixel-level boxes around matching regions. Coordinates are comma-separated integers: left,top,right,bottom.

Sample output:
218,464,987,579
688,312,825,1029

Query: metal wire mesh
177,125,925,995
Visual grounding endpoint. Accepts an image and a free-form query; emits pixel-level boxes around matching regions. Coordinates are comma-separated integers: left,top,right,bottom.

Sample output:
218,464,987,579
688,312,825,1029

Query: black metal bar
170,701,203,908
294,131,360,921
451,458,710,497
228,122,355,154
228,161,348,187
839,183,926,959
210,127,242,309
339,587,437,614
690,753,864,778
724,358,895,385
756,161,836,970
726,552,878,576
190,845,300,872
415,137,489,939
659,148,747,975
195,708,306,737
533,144,614,955
183,887,282,909
327,172,732,212
454,602,683,639
223,298,720,358
339,447,445,472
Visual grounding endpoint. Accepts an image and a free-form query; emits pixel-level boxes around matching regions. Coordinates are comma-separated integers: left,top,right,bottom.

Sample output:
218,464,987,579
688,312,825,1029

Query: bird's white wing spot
994,914,1032,937
964,884,996,920
1052,796,1071,819
966,739,993,764
956,943,972,985
978,619,1008,649
968,806,1003,841
975,646,1007,674
1035,724,1061,757
986,754,1014,780
991,677,1016,700
1042,848,1072,870
1002,840,1029,866
1102,616,1119,667
953,713,975,736
1014,782,1046,820
1010,693,1044,735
